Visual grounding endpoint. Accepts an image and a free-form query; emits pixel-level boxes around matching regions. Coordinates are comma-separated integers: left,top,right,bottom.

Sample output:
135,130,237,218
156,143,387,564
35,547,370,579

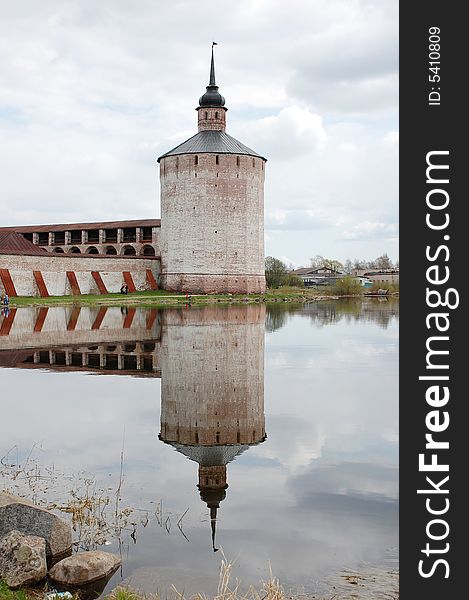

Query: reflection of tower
158,305,266,550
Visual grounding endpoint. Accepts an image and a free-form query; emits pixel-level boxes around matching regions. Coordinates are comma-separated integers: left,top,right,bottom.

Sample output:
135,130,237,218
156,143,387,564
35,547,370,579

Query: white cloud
235,106,326,159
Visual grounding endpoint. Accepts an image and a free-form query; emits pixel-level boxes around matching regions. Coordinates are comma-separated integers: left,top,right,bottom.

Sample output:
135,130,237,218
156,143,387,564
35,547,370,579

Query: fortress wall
0,253,160,297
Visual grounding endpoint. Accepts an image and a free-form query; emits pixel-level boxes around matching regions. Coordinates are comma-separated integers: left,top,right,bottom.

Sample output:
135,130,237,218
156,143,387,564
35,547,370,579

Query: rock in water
0,530,47,589
0,492,72,561
48,551,121,586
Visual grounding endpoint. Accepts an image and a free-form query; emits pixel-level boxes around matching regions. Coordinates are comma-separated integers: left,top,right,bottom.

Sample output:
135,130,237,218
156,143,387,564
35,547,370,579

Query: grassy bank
1,563,400,600
8,287,398,308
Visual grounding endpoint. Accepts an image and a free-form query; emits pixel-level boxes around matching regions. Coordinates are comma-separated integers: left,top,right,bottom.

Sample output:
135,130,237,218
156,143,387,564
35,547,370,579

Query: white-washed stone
0,530,47,589
48,551,121,586
0,491,72,560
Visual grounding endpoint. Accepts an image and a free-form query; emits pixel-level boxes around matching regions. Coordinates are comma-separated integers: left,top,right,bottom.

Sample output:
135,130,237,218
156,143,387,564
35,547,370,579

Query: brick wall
0,253,160,297
160,153,266,294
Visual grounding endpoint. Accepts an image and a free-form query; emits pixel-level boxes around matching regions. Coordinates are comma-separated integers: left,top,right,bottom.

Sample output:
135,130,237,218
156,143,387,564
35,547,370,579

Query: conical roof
157,130,265,161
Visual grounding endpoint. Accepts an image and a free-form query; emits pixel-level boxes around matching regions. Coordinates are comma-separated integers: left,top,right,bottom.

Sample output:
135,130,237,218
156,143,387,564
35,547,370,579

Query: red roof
0,218,161,233
0,231,49,256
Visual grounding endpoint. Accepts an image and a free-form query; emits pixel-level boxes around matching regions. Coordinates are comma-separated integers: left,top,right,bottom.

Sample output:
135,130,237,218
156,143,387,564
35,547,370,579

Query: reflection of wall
0,342,160,378
158,305,266,549
0,306,160,350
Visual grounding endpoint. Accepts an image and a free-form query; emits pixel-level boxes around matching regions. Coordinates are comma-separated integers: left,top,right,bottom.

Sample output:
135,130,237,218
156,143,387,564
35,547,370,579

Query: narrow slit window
216,155,219,165
215,111,219,119
236,156,240,166
252,158,255,167
195,155,198,165
205,111,208,119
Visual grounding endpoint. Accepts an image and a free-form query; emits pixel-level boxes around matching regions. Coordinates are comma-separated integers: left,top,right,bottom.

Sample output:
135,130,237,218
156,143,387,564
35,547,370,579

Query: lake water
0,300,398,597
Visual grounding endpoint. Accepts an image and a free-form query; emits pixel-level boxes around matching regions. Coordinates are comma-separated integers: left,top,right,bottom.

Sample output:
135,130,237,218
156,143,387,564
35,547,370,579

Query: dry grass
108,558,288,600
0,445,188,551
108,558,398,600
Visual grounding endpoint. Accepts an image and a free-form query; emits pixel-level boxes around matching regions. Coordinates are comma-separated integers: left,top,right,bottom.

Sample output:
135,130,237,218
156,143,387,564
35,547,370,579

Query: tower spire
210,507,219,552
209,42,217,86
198,43,225,110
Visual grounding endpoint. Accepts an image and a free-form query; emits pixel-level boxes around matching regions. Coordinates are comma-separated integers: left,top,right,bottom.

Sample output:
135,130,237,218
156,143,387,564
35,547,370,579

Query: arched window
105,246,117,255
122,245,136,256
86,246,98,254
69,246,81,254
141,245,155,256
53,247,64,253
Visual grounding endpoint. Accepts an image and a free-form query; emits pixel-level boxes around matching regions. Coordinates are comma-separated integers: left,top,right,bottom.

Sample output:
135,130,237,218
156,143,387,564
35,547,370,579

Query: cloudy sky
0,0,398,268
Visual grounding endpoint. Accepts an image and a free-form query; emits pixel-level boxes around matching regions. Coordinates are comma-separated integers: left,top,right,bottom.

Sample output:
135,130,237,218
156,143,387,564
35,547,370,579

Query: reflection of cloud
292,461,398,502
251,414,327,469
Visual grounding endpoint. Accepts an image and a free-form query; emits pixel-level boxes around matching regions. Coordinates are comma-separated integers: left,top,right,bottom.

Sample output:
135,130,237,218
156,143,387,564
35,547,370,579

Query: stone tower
158,305,266,550
158,45,267,294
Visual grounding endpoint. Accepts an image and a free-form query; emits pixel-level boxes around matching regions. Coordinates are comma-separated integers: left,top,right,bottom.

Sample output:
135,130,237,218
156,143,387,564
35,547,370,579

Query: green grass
8,287,346,308
0,580,30,600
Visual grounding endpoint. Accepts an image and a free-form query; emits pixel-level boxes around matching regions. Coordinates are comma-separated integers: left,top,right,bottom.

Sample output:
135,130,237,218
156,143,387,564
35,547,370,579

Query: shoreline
8,289,399,309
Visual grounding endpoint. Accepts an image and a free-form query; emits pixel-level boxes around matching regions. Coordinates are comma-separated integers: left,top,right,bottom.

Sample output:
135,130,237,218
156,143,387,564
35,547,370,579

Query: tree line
308,253,398,273
265,253,399,289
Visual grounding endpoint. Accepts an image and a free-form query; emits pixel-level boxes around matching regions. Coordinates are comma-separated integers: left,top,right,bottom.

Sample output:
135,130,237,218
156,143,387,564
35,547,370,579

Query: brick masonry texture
159,305,266,446
160,153,266,294
0,254,159,297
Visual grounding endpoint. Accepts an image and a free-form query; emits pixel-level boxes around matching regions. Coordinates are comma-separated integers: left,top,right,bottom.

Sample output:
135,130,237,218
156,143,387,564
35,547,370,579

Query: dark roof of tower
157,130,266,162
170,443,249,466
198,44,225,108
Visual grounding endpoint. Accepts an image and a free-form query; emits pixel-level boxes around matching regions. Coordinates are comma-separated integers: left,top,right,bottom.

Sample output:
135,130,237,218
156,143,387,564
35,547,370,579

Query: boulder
0,530,47,589
0,491,72,561
48,551,121,586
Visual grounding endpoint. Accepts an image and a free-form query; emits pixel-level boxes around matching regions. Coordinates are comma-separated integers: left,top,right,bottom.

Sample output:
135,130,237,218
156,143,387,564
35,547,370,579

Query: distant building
353,268,399,284
292,266,345,287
